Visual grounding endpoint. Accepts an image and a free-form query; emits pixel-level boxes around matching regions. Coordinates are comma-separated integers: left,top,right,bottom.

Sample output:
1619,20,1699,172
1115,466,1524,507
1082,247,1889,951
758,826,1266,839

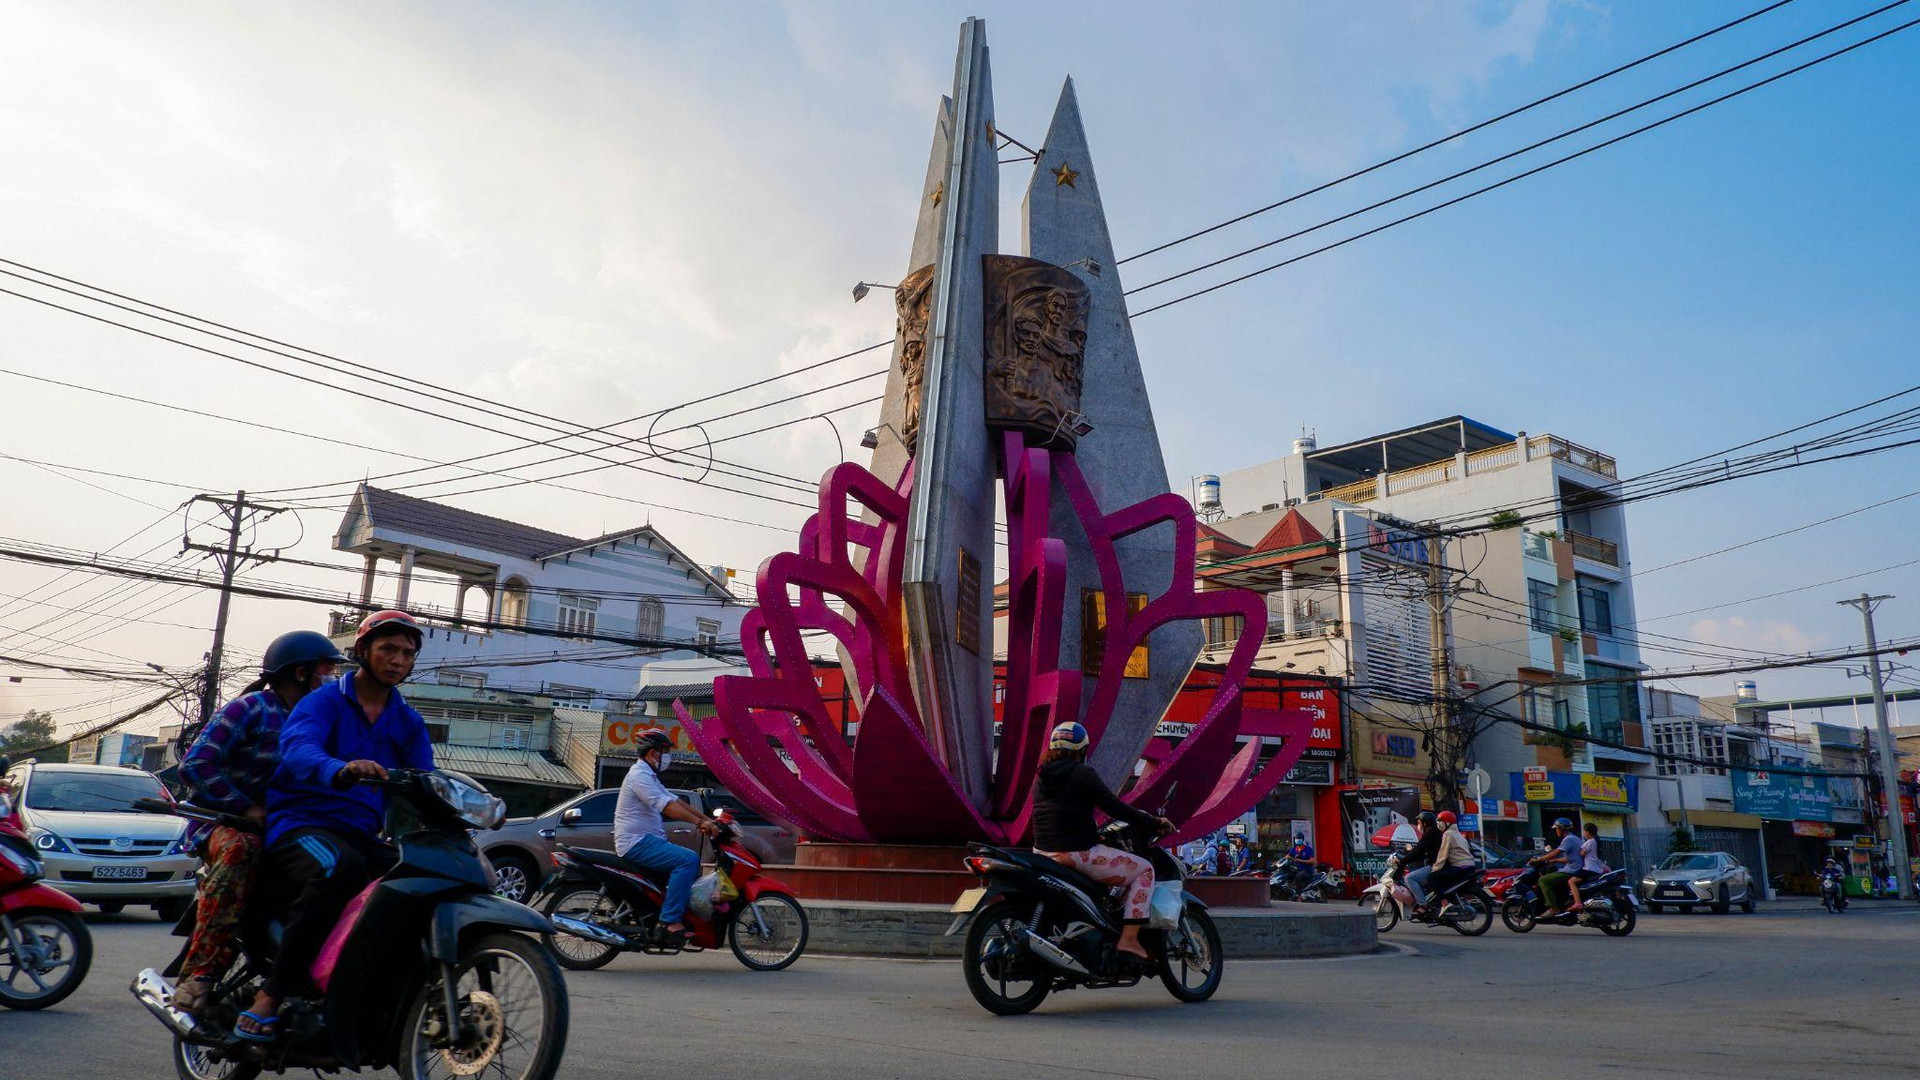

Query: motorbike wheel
1158,905,1224,1003
399,931,568,1080
1447,888,1494,937
729,893,808,972
1501,897,1536,934
0,909,92,1010
1599,899,1637,937
962,900,1051,1016
540,887,623,971
1364,894,1399,934
174,1037,262,1080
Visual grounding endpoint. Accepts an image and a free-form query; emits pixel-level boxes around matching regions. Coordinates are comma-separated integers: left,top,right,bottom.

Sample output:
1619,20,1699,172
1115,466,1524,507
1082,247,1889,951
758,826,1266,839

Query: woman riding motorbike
171,630,346,1014
1029,721,1171,961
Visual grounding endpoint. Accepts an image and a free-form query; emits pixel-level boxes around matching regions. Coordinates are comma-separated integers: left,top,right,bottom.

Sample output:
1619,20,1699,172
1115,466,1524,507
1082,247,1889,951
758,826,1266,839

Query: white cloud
1686,616,1825,657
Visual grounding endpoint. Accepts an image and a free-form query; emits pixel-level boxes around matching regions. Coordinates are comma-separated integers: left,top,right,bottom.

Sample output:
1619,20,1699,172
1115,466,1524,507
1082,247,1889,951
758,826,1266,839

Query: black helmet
1416,810,1437,826
262,630,349,679
634,728,673,757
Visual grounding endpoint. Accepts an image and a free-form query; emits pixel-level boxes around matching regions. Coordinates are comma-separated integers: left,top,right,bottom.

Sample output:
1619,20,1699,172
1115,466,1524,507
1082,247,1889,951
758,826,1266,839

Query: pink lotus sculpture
676,431,1313,847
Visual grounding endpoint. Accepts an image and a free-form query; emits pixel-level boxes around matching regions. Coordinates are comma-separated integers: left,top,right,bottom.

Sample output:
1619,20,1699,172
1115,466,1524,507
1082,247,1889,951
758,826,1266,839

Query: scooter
947,819,1222,1016
0,768,92,1010
129,769,569,1080
539,808,809,972
1269,859,1344,903
1358,850,1494,935
1820,874,1848,914
1500,864,1638,935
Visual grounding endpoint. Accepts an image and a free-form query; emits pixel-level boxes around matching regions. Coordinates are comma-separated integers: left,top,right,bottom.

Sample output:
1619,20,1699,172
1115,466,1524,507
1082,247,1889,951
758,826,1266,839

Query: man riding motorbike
1819,857,1849,912
234,610,434,1042
171,630,346,1014
1401,811,1441,912
1029,721,1172,961
1534,818,1583,916
1424,811,1478,903
611,728,719,941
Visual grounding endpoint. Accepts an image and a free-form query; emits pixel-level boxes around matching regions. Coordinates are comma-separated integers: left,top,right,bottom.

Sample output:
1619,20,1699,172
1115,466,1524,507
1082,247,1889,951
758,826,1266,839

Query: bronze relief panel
981,255,1091,449
894,264,936,454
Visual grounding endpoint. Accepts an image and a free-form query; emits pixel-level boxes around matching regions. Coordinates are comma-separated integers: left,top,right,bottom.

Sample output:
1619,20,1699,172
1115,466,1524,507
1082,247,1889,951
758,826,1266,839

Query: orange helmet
356,609,423,650
1436,810,1458,826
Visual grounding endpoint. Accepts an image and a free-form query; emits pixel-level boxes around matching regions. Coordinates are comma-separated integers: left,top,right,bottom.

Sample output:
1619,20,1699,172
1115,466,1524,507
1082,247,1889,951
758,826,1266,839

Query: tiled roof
1250,509,1327,554
630,681,718,703
360,486,582,560
433,744,585,789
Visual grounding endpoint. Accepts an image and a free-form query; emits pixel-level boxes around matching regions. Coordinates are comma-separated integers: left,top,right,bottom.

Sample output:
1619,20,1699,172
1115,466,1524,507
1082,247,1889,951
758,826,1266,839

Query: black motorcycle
1500,864,1637,936
946,820,1222,1016
1269,858,1343,903
130,769,569,1080
1820,875,1848,914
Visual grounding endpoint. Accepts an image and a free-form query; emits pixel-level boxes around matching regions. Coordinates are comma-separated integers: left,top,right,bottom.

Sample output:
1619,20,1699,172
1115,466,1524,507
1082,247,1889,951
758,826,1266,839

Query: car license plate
1658,887,1689,898
92,865,149,881
950,886,987,913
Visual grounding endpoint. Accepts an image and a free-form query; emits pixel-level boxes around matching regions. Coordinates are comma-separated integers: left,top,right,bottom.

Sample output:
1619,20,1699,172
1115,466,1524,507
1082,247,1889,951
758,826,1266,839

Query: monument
677,19,1312,869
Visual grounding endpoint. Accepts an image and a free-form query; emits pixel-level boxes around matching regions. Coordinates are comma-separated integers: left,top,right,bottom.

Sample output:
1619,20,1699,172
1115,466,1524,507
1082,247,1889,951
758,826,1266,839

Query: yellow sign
1580,774,1628,806
1524,781,1556,802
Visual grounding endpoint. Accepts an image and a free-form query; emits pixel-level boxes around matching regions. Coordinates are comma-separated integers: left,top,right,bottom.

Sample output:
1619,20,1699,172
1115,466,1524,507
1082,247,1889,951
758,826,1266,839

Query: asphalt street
6,901,1916,1080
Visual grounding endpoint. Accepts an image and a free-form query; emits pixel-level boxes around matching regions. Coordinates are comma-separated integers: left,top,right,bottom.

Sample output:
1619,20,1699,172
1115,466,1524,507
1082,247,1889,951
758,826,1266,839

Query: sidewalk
1761,894,1917,911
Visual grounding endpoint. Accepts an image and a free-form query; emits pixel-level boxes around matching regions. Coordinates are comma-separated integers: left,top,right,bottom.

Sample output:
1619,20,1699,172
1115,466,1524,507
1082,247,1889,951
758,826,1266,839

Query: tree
0,710,68,763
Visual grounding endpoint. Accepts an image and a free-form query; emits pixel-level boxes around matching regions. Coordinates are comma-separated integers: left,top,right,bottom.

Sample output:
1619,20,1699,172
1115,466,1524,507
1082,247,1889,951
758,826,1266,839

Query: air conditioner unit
1321,624,1341,638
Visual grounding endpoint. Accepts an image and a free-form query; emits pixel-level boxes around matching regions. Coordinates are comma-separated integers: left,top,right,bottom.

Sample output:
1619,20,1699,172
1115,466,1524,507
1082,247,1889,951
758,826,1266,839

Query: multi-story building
1204,416,1653,858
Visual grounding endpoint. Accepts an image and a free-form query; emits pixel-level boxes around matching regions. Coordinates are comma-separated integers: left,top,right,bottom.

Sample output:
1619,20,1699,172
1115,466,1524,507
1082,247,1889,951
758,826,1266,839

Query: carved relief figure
982,255,1091,448
894,265,936,453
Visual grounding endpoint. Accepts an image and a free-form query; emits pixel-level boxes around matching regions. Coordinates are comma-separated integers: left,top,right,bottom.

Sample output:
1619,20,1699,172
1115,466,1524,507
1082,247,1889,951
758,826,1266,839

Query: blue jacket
266,674,434,846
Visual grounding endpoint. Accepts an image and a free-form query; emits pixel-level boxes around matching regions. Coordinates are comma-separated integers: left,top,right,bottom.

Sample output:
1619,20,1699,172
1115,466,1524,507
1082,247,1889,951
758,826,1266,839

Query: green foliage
1488,510,1524,530
1670,826,1696,852
0,710,66,763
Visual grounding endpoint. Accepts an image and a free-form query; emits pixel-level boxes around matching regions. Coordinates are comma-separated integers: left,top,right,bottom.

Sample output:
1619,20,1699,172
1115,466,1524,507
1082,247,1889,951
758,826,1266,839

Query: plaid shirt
180,689,290,816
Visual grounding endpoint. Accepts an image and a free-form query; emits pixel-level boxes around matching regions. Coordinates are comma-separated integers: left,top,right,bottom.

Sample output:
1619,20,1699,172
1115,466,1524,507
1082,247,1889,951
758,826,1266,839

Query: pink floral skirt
1037,843,1154,921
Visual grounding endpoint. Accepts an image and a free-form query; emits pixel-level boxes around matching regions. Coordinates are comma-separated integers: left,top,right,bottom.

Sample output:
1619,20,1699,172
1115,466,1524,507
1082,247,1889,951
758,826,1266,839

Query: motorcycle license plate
950,887,987,913
92,865,149,881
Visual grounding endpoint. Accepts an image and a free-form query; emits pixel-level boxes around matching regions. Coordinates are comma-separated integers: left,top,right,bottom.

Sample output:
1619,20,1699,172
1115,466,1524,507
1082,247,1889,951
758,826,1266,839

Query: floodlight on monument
852,281,898,303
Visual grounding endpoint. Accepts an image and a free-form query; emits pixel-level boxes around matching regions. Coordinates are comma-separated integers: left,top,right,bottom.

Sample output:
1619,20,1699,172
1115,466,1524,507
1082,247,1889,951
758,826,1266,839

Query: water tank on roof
1735,679,1759,702
1195,475,1222,518
1293,433,1318,455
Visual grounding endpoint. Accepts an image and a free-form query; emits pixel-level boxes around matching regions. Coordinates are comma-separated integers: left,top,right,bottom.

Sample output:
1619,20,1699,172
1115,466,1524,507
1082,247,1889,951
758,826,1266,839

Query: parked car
1641,851,1757,914
1,760,196,920
481,785,796,903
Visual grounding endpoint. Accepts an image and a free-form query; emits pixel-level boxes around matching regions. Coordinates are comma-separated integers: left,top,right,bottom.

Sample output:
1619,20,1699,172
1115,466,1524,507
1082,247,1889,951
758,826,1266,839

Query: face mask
656,752,673,771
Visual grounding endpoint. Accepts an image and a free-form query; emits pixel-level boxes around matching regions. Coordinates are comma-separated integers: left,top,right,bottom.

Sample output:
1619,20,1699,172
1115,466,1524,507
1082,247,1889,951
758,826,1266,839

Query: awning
1664,808,1762,830
434,745,586,789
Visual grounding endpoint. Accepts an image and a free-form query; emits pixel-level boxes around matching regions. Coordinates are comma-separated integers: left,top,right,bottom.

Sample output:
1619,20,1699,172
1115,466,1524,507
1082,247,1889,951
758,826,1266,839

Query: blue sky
0,2,1915,732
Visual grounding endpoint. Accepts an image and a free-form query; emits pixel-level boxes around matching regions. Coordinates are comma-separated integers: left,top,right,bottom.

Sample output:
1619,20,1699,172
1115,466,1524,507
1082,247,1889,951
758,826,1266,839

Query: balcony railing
1307,433,1619,506
1568,531,1620,566
1315,476,1379,504
1522,531,1553,562
1528,435,1618,479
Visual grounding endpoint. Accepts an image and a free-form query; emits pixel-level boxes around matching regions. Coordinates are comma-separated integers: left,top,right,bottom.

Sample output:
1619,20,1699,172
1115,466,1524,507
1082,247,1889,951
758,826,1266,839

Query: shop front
1509,768,1641,867
1733,768,1838,885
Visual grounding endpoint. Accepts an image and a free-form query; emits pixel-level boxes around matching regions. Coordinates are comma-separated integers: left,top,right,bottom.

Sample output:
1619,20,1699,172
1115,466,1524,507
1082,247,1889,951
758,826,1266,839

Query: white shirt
612,759,676,854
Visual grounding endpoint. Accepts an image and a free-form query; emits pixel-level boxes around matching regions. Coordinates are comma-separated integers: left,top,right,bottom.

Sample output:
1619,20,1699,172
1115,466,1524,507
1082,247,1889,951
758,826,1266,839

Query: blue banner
1731,768,1834,822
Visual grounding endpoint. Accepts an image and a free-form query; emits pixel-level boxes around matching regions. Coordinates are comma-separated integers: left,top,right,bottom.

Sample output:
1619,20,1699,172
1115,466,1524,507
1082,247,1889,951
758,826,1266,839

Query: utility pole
1426,533,1456,807
1838,593,1913,901
186,491,289,724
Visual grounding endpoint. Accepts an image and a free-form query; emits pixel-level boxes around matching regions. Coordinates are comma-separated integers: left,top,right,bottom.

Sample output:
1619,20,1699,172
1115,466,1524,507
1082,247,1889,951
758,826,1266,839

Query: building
330,484,748,703
67,730,156,768
1204,417,1655,867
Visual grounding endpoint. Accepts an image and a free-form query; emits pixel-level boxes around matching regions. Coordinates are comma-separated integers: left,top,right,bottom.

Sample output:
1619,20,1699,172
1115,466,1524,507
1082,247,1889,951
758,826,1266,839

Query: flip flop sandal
232,1010,282,1044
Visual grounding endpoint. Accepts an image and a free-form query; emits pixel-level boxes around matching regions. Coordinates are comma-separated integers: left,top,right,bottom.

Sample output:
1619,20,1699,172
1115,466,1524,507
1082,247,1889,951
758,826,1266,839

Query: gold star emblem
930,181,944,207
1052,162,1079,188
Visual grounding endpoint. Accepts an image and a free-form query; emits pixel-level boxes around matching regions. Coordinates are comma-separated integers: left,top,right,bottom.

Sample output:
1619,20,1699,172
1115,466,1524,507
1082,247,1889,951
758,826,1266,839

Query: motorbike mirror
560,807,583,825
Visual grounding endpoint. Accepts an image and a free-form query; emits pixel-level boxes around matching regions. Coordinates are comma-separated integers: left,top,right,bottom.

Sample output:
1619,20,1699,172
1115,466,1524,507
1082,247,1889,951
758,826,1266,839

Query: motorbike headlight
426,772,508,831
29,827,73,854
0,842,42,879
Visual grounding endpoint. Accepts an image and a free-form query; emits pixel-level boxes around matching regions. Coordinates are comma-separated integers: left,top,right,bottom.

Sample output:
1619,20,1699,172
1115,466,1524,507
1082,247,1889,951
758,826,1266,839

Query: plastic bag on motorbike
1147,880,1183,929
689,872,720,919
713,866,741,903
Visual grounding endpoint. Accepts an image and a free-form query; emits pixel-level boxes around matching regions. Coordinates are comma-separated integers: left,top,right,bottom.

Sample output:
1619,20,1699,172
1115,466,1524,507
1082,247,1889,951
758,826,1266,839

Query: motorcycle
946,819,1222,1016
1358,850,1493,936
1269,859,1344,904
538,808,809,972
0,772,92,1009
129,769,570,1080
1500,864,1637,936
1820,875,1848,914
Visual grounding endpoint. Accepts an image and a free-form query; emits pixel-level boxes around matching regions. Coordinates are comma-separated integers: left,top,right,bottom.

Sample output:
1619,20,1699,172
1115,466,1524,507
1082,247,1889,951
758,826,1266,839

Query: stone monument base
773,842,1270,908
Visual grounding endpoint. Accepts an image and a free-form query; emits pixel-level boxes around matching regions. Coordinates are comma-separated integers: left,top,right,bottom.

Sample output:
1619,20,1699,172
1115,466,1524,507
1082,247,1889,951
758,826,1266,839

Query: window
1584,661,1639,743
436,669,486,688
1528,580,1558,634
567,791,618,825
695,618,721,648
557,593,599,639
637,596,664,639
500,577,531,626
1578,584,1613,636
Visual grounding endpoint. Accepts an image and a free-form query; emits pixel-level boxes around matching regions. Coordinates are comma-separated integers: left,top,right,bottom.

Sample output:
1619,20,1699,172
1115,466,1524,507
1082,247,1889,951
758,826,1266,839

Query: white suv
3,760,198,920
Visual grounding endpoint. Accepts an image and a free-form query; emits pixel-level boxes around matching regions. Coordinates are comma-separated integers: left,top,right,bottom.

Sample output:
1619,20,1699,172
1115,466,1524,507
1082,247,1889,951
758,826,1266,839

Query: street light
852,281,897,302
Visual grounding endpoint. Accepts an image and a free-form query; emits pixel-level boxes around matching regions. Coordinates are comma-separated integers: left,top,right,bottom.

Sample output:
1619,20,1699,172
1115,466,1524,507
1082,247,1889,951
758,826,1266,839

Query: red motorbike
539,809,809,971
0,761,93,1009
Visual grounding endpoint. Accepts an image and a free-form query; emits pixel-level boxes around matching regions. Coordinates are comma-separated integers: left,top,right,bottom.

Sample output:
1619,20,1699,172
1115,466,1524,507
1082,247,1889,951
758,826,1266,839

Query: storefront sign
1282,759,1335,786
1732,769,1834,822
1523,766,1547,784
1371,732,1418,761
602,716,691,755
1524,781,1556,802
1579,774,1628,807
1340,786,1420,854
1853,834,1879,849
1468,798,1527,821
1367,522,1430,566
1791,821,1836,839
1458,813,1481,834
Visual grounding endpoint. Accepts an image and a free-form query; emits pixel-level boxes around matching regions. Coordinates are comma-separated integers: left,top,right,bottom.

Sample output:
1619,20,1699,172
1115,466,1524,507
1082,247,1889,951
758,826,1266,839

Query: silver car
1641,851,1757,914
3,761,197,920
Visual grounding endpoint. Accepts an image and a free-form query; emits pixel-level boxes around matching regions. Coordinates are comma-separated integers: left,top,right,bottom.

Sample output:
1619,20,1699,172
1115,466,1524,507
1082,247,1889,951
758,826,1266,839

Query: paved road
11,902,1918,1079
